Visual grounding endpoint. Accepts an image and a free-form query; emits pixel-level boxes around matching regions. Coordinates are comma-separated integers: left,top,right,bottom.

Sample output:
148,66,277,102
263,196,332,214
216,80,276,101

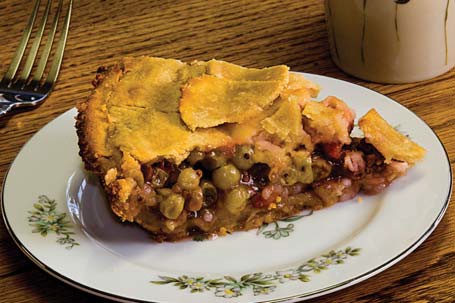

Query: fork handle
0,95,15,117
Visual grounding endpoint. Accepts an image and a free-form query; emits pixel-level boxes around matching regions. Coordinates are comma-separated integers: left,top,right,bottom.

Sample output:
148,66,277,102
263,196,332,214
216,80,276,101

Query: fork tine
44,0,72,88
19,0,52,83
32,0,63,85
0,0,41,86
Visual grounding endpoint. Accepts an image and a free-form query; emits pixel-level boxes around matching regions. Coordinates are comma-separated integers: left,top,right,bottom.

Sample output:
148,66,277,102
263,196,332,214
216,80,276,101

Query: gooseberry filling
134,138,408,241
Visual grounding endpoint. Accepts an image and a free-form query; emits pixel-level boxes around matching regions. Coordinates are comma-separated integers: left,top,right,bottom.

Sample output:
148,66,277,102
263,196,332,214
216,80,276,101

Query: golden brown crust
206,59,290,81
301,97,354,146
261,99,311,147
179,75,288,130
76,63,124,174
359,109,426,164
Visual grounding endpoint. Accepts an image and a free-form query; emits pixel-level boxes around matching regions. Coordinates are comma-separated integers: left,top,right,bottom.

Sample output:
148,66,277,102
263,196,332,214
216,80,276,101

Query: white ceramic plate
1,74,451,303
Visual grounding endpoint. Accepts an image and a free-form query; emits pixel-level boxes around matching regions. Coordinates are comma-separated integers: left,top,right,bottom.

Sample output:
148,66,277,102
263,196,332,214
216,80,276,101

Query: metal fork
0,0,72,117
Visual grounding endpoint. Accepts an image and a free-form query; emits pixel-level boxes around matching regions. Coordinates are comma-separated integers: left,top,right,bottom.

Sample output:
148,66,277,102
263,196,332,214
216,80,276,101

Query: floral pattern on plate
151,247,361,298
257,210,313,240
27,195,79,249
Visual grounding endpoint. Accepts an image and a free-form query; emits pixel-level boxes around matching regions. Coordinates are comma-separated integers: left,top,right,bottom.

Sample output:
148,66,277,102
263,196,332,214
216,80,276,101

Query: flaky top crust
76,57,314,177
359,109,426,164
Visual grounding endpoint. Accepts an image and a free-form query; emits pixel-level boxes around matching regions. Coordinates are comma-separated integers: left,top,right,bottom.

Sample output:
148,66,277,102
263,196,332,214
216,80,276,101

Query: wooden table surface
0,0,454,302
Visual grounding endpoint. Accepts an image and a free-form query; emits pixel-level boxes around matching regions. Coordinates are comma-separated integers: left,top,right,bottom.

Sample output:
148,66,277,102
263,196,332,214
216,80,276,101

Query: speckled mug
325,0,455,83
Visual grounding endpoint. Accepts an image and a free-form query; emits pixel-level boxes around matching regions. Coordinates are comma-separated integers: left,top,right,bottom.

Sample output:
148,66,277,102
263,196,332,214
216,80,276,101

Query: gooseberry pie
76,57,425,242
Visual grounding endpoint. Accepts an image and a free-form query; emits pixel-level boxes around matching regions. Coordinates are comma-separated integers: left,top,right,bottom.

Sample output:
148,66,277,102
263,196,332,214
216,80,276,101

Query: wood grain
0,0,454,302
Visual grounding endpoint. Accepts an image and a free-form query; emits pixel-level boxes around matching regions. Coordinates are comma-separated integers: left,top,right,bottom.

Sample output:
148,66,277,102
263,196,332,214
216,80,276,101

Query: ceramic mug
325,0,455,83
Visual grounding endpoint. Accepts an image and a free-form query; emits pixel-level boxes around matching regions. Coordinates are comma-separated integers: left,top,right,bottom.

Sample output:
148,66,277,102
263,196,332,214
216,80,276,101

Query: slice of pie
76,57,425,242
